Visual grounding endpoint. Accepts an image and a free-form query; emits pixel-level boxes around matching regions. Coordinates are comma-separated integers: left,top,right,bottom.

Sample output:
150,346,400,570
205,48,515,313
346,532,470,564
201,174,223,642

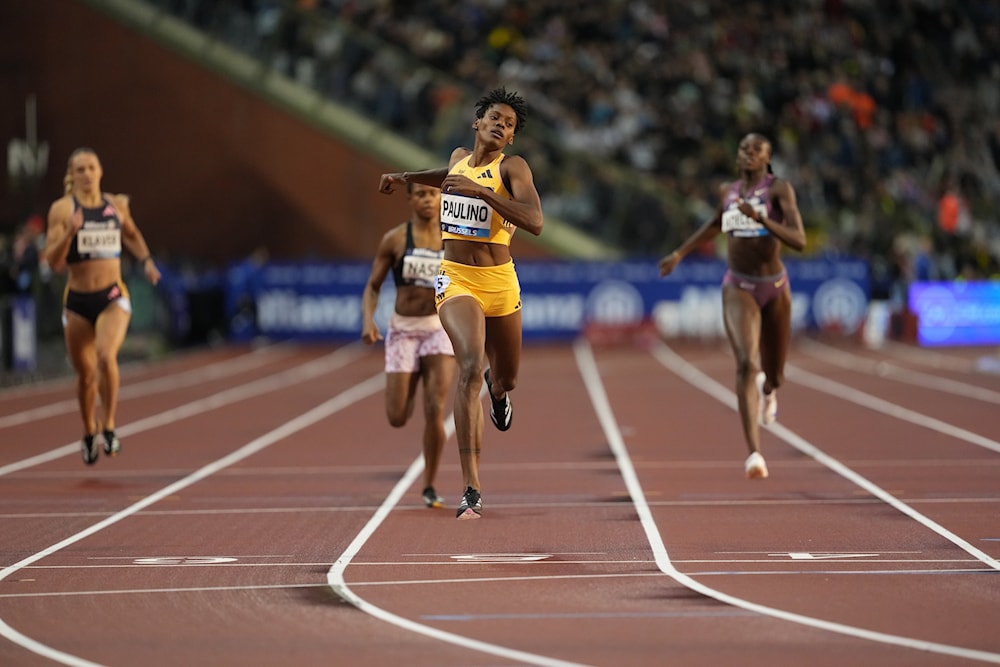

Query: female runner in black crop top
44,147,161,465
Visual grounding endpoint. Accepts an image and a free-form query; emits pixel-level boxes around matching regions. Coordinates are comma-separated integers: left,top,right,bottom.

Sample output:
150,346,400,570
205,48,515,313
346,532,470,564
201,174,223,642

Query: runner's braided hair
475,87,527,134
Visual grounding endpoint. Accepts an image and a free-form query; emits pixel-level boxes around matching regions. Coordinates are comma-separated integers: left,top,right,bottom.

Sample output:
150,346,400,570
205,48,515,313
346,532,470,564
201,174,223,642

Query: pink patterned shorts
384,313,454,373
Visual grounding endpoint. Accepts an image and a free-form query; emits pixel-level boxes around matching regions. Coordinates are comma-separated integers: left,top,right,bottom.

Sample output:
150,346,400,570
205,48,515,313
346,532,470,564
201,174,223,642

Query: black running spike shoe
81,433,99,465
422,486,444,508
484,369,512,431
456,487,482,520
103,429,121,457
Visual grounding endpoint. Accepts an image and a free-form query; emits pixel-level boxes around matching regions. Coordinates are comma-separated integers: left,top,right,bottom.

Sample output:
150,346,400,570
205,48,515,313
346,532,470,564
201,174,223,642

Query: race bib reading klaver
77,228,122,255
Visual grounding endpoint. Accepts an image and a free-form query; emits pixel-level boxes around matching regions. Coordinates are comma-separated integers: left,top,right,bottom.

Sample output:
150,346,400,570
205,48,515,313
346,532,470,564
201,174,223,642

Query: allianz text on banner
224,258,869,342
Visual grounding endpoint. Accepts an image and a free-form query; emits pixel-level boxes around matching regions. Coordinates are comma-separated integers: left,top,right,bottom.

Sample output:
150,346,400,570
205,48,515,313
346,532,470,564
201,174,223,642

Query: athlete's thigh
760,288,791,376
419,354,455,410
438,296,486,366
94,302,131,357
385,371,419,419
484,309,522,382
64,314,97,372
722,284,760,365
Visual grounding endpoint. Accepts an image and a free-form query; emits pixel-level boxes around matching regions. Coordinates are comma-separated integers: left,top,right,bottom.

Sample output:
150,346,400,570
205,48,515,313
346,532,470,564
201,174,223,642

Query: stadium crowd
155,0,1000,297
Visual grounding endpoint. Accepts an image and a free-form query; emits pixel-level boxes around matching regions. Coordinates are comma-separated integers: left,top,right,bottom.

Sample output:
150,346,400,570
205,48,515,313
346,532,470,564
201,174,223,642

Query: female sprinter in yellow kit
378,87,544,519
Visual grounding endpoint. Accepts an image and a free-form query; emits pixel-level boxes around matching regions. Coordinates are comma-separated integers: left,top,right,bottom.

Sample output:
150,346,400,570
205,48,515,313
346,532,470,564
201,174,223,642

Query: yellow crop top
440,153,515,245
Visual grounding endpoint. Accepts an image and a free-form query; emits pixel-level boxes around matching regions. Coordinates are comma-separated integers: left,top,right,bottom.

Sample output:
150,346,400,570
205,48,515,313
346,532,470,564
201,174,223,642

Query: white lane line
0,344,367,478
880,341,979,372
327,404,590,667
575,338,1000,665
5,495,998,521
788,365,1000,454
8,457,999,481
4,566,997,603
0,345,291,429
4,460,618,478
649,340,1000,570
801,339,1000,404
0,583,330,599
333,565,998,584
2,494,997,521
0,373,385,667
6,556,987,574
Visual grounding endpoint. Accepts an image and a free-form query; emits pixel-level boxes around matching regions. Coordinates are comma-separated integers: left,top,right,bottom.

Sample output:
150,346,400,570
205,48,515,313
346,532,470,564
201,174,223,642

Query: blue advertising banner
226,261,383,341
516,257,869,340
224,257,870,342
908,281,1000,346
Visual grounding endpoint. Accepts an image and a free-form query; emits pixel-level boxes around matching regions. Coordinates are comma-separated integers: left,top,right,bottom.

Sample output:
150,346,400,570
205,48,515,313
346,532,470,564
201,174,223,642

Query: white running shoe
745,451,769,479
755,372,777,425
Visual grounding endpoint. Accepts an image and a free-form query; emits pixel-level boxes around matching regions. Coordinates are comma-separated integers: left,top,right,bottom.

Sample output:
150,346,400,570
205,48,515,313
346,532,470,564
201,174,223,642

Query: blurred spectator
10,215,44,294
152,0,1000,276
935,176,971,277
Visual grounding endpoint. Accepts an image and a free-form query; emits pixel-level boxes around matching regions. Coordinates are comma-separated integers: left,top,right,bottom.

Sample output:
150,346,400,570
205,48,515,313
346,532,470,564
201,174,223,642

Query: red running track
0,336,998,666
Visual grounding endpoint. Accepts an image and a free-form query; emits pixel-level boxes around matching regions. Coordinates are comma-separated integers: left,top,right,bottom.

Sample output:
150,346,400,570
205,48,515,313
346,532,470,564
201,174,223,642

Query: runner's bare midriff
443,239,512,266
68,258,121,292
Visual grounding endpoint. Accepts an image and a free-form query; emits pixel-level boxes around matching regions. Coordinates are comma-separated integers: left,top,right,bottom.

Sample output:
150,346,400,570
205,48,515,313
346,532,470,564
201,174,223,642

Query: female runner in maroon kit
658,133,806,479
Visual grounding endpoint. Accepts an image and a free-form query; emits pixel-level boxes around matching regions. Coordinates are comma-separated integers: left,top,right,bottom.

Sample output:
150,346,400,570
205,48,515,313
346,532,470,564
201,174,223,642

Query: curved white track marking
575,339,1000,664
800,339,1000,404
787,365,1000,454
327,401,590,667
0,373,385,666
0,344,292,429
0,344,368,478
